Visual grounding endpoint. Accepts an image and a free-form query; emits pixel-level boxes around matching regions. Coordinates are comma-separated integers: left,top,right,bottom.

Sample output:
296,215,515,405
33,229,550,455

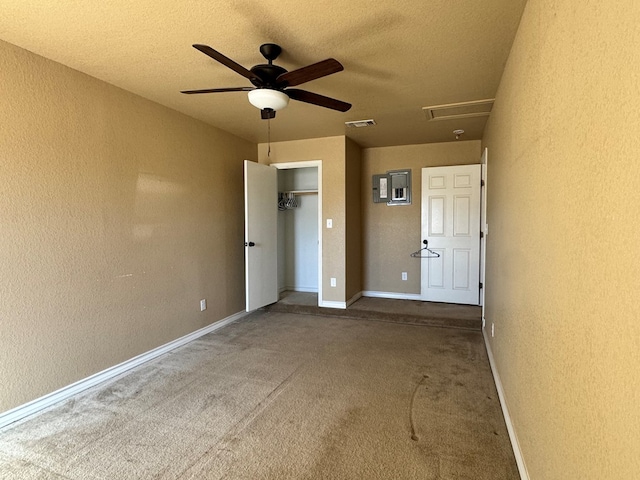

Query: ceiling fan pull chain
267,118,271,158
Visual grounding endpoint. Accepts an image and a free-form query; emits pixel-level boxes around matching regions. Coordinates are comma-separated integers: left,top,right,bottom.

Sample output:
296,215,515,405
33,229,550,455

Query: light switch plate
326,219,333,228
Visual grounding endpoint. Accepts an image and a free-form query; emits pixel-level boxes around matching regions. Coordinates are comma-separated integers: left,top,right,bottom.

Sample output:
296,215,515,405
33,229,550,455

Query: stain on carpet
410,374,429,441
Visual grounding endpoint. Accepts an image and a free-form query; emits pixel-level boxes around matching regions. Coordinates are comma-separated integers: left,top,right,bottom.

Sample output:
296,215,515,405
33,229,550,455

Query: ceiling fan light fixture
248,89,289,111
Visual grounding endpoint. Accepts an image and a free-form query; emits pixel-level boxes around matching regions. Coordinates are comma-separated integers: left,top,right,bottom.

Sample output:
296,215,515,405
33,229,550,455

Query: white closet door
244,160,278,311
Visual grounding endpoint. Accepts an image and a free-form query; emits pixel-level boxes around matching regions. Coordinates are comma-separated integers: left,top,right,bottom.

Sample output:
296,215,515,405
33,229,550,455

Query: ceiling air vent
423,99,494,121
345,119,376,128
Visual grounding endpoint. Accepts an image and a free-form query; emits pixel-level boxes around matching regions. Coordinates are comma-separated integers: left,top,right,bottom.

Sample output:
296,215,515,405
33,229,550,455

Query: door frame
480,148,488,317
270,160,323,307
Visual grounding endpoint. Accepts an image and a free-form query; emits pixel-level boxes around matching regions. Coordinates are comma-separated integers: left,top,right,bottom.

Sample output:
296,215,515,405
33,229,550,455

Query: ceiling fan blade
192,44,262,84
261,108,276,120
276,59,344,87
181,87,255,94
286,89,351,112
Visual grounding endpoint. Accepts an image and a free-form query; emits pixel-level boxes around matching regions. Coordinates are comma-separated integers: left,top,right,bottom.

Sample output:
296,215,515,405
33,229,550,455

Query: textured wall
361,141,481,294
482,1,640,478
0,40,256,413
258,137,347,303
345,138,362,300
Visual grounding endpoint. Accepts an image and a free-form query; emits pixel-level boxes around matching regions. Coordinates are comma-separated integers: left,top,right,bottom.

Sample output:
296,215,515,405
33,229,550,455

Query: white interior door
421,164,481,305
244,160,278,312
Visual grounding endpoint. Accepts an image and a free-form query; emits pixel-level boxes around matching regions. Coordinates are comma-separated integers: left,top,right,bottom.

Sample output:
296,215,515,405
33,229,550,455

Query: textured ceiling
0,0,527,148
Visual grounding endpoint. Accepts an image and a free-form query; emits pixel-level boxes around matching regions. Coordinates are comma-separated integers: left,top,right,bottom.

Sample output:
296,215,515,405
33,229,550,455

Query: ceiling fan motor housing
249,64,287,88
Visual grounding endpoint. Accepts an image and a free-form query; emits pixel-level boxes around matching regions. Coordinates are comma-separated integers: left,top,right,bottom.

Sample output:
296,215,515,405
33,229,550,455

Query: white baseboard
319,292,361,310
319,300,347,309
284,286,318,293
0,310,248,430
362,291,422,301
346,291,362,307
483,329,529,480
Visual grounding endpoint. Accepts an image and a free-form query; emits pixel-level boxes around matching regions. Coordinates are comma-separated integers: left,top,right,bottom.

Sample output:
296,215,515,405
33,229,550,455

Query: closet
277,166,319,294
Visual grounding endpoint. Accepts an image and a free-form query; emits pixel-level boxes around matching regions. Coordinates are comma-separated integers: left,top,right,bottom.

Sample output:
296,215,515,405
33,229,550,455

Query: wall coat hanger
410,239,440,258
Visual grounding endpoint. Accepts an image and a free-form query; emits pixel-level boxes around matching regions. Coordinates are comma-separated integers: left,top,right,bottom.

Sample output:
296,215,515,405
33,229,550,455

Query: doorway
272,161,322,305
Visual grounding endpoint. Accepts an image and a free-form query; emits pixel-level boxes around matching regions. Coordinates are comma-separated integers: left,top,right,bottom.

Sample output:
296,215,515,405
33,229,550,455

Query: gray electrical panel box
387,169,411,205
373,169,411,205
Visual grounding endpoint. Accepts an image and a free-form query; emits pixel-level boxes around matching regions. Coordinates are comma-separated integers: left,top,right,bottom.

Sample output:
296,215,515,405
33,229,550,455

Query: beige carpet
266,292,483,330
0,310,519,479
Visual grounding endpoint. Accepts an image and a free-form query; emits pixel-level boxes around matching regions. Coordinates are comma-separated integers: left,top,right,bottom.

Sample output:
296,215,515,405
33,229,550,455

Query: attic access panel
423,99,494,121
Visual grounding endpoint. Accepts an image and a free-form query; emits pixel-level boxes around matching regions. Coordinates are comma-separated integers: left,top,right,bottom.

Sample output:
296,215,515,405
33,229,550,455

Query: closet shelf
280,189,318,195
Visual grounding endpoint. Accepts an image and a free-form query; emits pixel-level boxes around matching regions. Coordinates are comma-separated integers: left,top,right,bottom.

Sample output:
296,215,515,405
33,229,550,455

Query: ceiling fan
181,43,352,119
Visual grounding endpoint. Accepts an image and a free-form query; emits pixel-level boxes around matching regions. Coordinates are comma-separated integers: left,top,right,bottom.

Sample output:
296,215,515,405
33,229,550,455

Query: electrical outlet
491,323,495,337
326,218,333,229
330,277,336,287
482,317,486,329
401,272,407,281
200,299,207,311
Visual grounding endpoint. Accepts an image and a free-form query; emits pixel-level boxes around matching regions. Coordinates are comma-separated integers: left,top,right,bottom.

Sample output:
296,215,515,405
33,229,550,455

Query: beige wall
361,141,481,294
0,40,256,413
345,138,362,300
482,1,640,478
258,137,347,303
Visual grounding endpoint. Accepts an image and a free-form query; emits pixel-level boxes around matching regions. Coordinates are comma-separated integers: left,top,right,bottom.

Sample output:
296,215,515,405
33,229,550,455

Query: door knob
245,241,256,247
